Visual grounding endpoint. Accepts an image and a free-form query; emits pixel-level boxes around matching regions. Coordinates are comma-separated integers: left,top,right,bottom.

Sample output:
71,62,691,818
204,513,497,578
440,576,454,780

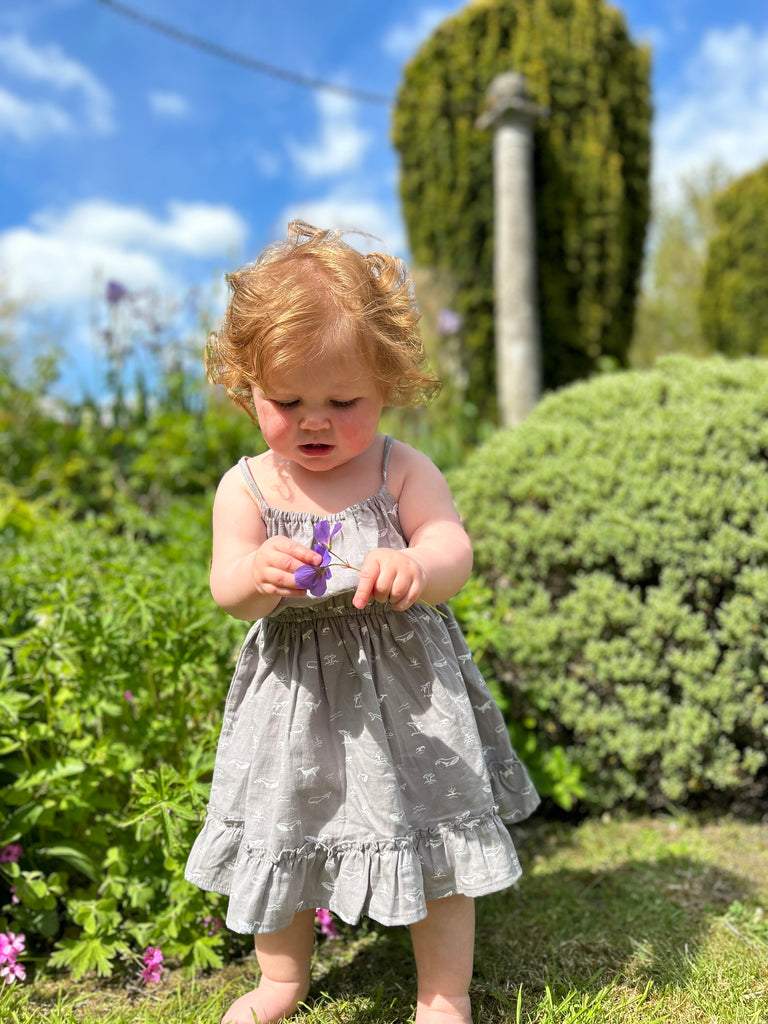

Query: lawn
3,815,767,1023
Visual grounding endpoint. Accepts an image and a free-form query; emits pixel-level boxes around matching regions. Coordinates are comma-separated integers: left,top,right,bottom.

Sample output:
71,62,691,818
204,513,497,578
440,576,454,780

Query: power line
95,0,393,106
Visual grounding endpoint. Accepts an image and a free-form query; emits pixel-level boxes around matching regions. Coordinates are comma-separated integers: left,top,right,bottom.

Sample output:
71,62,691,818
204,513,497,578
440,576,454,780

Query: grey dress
185,437,539,934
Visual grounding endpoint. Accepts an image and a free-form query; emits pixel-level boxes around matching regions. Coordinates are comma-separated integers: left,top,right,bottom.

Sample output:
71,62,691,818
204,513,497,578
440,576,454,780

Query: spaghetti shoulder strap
238,456,269,512
381,435,394,484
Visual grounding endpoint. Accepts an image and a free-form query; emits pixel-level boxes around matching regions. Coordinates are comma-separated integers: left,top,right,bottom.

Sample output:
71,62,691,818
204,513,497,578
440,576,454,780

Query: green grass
2,815,767,1023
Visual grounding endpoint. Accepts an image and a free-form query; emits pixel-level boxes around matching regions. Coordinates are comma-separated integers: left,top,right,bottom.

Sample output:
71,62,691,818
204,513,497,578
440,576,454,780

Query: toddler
185,221,539,1024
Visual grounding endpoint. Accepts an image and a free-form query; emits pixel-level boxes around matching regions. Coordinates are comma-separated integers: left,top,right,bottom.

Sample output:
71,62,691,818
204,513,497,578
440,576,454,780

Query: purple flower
295,545,332,597
436,308,463,336
0,844,22,864
313,520,342,550
141,945,163,984
106,280,128,305
294,520,343,598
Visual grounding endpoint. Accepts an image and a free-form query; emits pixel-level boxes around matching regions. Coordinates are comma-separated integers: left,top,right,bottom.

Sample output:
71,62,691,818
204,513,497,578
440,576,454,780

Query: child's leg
409,894,475,1024
221,908,316,1024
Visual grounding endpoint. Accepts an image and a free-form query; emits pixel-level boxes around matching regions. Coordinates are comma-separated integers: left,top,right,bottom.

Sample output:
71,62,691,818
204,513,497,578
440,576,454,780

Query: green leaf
37,842,100,882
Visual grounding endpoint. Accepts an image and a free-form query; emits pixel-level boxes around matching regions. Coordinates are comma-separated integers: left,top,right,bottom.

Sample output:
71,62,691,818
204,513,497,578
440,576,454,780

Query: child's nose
299,407,330,430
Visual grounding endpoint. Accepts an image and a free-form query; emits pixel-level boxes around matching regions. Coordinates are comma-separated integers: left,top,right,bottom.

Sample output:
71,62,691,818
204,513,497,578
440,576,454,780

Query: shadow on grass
306,847,755,1023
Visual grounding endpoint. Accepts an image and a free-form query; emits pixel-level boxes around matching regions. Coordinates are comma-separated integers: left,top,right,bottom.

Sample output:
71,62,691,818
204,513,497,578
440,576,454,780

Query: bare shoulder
387,438,448,495
212,461,263,534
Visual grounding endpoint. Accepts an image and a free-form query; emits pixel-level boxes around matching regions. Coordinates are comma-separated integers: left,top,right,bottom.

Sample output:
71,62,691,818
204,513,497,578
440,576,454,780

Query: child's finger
352,557,380,608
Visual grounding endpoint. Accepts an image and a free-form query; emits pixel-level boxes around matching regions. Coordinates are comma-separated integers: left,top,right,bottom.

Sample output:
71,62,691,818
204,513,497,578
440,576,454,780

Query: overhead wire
94,0,393,107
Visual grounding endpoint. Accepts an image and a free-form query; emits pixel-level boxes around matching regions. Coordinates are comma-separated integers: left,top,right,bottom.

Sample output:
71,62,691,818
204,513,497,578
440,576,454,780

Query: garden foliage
700,160,768,358
392,0,651,420
450,356,768,813
0,497,251,980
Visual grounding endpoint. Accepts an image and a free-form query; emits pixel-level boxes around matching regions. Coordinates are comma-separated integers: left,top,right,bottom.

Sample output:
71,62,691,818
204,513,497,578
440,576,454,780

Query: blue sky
1,0,767,394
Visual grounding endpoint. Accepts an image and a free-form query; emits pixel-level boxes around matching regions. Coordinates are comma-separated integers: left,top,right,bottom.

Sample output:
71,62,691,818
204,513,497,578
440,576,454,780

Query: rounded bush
450,356,768,813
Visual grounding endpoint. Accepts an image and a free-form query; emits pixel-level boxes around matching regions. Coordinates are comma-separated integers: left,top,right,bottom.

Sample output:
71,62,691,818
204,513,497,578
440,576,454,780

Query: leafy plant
0,504,249,980
450,355,768,813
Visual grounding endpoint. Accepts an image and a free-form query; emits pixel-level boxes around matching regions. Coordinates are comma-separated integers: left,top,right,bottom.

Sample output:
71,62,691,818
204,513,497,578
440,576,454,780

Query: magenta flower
203,915,224,936
294,520,343,598
141,945,164,984
0,932,25,962
0,960,25,984
0,932,26,985
315,908,339,938
0,844,22,864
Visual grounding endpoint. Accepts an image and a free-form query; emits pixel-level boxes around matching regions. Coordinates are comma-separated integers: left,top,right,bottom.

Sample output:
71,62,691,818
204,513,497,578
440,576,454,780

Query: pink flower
141,946,163,984
315,908,339,939
0,932,25,962
203,915,224,936
0,844,22,864
0,960,25,984
124,689,134,702
0,933,26,985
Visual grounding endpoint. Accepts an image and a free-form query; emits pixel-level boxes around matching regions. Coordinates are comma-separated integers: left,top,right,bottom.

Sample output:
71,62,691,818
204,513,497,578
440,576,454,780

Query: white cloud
0,199,248,306
148,90,190,118
653,23,768,202
0,32,113,138
275,194,406,257
382,6,458,60
287,91,371,179
0,84,73,139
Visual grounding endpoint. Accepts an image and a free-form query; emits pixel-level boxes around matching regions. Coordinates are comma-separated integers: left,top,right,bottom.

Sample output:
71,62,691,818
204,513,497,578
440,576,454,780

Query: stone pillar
477,73,548,426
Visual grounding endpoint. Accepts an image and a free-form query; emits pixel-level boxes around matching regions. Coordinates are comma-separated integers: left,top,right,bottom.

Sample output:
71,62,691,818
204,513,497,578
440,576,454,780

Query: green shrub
700,161,768,357
0,505,248,980
450,355,768,813
0,388,263,527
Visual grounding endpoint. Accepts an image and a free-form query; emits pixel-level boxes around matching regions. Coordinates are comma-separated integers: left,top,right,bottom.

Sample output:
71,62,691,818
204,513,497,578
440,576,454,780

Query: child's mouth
299,443,333,457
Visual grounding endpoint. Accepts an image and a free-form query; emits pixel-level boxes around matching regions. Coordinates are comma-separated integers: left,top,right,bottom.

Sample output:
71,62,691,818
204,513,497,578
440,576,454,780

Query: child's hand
352,548,426,611
252,536,323,597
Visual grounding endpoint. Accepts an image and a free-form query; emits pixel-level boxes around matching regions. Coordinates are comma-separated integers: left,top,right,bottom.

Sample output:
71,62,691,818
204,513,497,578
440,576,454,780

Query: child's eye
331,399,357,409
273,399,300,409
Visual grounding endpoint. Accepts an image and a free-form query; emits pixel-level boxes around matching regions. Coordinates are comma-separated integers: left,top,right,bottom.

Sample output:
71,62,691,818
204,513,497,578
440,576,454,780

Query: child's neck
258,435,386,515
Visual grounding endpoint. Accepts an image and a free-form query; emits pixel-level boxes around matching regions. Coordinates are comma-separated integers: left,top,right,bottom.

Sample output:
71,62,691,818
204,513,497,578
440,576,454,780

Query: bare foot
414,993,473,1024
221,977,309,1024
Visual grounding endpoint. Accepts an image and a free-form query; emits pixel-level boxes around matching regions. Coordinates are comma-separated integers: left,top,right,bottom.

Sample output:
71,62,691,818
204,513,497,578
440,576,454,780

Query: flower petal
308,571,330,597
295,564,320,589
313,520,331,547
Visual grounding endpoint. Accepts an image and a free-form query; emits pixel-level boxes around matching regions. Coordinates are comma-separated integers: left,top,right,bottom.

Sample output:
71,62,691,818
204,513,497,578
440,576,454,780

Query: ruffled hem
185,805,531,934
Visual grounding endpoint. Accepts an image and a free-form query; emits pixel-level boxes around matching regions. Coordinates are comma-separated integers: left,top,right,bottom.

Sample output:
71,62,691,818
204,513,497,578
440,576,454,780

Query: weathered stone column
477,73,548,426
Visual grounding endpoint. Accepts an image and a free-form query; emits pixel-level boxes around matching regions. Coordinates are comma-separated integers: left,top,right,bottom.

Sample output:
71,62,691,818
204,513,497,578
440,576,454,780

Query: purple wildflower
295,545,332,597
294,520,343,598
106,280,128,305
312,520,342,550
141,945,164,984
436,308,463,336
0,844,22,864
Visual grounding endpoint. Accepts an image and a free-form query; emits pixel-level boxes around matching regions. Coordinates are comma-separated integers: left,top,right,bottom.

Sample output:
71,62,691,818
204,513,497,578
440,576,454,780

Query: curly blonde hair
206,220,441,416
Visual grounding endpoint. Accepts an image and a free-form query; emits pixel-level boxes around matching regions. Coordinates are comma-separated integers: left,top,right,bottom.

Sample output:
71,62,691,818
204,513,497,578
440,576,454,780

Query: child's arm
209,465,322,621
352,444,473,612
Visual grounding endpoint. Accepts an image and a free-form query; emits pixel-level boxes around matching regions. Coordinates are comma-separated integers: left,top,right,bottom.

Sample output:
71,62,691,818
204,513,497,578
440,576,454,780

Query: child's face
252,347,384,473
